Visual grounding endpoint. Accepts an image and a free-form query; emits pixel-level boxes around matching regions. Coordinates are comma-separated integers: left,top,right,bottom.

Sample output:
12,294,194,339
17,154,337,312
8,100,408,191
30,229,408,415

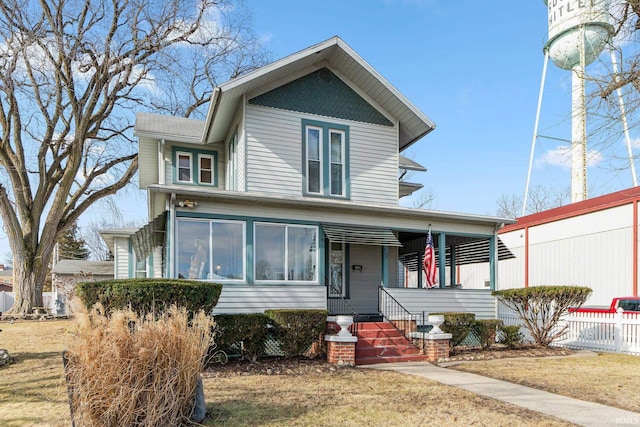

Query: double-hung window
303,120,349,198
177,152,193,183
173,147,218,186
198,154,215,185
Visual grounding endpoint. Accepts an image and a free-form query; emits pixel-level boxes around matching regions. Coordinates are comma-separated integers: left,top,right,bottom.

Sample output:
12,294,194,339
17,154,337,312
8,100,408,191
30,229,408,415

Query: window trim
253,222,319,284
198,153,215,186
176,151,193,184
172,146,218,187
301,119,349,198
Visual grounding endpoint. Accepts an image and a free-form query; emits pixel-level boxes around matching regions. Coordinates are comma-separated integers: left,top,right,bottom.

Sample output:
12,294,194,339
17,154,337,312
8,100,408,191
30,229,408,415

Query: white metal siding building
494,187,640,306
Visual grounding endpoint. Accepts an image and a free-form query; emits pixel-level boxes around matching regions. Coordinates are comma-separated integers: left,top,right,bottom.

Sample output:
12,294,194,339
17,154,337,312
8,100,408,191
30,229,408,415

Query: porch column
381,246,389,287
438,232,446,288
489,234,496,290
450,245,457,286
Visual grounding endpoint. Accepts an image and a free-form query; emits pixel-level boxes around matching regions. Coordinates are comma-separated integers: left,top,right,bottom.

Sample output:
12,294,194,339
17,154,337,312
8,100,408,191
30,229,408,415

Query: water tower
543,0,613,203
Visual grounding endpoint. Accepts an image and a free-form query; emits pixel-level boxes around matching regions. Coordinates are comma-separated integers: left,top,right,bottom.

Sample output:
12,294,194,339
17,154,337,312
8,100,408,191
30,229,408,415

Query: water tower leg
571,64,588,203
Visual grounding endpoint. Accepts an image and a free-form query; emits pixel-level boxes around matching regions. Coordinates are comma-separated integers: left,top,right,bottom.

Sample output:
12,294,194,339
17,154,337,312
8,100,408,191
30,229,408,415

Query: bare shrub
64,301,214,426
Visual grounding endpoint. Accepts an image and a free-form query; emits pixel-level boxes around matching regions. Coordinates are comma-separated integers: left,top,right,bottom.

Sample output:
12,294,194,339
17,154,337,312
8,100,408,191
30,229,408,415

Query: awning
398,237,515,270
132,212,167,261
322,224,402,247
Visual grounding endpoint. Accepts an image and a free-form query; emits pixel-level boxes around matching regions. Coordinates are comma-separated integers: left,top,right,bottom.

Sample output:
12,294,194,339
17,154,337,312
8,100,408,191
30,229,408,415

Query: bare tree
496,185,570,219
0,0,268,313
412,188,438,210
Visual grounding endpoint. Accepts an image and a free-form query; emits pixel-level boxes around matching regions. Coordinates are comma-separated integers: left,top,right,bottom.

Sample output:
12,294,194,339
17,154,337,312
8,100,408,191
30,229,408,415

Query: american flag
423,229,438,288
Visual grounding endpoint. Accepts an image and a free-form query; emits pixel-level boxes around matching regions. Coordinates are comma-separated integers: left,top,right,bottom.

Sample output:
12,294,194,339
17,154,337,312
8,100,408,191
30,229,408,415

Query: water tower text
548,0,597,26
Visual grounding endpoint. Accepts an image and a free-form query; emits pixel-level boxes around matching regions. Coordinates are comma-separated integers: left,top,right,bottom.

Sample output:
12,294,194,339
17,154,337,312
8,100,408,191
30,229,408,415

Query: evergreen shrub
265,309,328,357
213,313,270,362
431,312,476,348
76,278,222,316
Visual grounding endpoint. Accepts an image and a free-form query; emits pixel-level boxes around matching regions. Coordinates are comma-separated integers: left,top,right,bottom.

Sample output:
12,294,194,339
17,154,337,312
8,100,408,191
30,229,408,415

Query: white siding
113,237,130,279
212,285,326,314
138,138,159,189
493,204,637,306
152,247,163,278
385,288,496,319
244,104,398,205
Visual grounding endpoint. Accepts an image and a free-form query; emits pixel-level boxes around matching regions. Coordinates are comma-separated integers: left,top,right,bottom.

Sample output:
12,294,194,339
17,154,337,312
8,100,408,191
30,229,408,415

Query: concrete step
356,354,430,365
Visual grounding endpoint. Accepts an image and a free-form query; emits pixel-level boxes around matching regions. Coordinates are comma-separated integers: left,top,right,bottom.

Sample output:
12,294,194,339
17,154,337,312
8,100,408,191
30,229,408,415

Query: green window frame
172,146,218,187
302,119,349,198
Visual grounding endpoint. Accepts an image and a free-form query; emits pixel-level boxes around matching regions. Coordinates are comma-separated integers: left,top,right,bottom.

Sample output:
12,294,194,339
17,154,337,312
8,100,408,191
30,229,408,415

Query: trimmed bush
431,312,476,348
493,286,592,346
472,319,503,350
498,324,524,348
265,309,328,357
213,313,270,363
76,278,222,316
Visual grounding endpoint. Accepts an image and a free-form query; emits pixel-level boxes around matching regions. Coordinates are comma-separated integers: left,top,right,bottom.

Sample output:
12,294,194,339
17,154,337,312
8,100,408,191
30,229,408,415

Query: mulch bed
203,345,577,378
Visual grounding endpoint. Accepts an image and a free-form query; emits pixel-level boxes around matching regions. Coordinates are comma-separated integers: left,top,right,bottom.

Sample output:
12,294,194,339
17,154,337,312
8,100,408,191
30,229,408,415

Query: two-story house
109,37,512,319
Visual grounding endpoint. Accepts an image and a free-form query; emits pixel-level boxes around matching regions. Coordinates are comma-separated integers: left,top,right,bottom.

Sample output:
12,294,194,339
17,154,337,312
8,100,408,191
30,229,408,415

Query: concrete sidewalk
360,362,640,427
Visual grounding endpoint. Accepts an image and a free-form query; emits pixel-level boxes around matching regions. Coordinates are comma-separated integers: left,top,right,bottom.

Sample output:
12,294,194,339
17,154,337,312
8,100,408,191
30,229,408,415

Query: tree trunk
6,245,51,315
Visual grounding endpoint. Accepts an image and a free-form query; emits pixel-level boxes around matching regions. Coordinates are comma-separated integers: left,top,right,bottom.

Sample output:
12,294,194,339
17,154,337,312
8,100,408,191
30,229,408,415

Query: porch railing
378,286,427,352
327,283,360,334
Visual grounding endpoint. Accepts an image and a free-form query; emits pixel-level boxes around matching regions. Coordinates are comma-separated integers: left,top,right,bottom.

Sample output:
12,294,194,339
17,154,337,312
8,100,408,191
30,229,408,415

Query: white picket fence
500,307,640,356
0,291,60,314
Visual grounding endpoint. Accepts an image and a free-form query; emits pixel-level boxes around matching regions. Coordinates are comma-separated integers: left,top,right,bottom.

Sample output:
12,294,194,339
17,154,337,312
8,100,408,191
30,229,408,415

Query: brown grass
3,318,634,426
449,351,640,413
64,303,213,426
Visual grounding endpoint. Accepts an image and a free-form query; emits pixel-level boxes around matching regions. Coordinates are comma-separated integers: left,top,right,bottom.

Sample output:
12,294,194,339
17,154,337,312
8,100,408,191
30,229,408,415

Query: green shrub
431,312,476,348
471,319,503,350
213,313,270,362
498,324,524,348
492,285,592,346
76,278,222,316
265,309,328,357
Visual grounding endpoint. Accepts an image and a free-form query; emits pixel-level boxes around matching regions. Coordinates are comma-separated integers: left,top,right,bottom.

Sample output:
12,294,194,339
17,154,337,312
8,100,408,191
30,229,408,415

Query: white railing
499,307,640,355
0,291,60,314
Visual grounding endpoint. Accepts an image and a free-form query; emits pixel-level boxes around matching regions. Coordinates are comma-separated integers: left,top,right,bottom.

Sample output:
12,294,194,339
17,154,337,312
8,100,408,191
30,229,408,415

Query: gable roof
134,112,204,143
202,36,435,150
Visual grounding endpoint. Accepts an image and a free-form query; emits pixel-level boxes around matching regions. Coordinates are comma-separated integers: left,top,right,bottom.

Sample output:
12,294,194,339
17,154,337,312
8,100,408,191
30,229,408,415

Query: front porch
327,287,496,365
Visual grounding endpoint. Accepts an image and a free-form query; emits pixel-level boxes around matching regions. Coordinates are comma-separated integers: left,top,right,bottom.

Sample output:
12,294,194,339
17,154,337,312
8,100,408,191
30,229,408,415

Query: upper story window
173,147,218,187
302,119,349,198
177,152,192,183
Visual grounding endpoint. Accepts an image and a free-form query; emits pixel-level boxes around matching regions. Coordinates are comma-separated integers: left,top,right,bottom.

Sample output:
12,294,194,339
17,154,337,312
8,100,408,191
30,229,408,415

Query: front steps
355,321,429,365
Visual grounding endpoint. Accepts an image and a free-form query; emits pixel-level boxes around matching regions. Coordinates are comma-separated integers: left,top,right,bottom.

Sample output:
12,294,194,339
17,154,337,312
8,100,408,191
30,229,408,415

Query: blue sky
1,0,638,260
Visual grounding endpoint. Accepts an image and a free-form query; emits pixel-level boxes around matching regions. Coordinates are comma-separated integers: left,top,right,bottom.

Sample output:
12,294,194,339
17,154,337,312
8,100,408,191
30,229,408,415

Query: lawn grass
449,351,640,413
1,318,620,426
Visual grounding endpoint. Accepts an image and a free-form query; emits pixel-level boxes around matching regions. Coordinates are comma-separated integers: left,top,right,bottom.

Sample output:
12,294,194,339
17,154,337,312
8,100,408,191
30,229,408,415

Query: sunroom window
175,218,245,281
254,223,317,282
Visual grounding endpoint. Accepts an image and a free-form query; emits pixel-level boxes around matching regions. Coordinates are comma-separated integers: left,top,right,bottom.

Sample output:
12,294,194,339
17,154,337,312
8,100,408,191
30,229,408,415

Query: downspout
634,199,638,296
524,226,530,288
169,193,176,279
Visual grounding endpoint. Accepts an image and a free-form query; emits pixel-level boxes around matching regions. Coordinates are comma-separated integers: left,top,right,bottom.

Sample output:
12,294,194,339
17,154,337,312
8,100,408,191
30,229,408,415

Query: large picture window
254,223,317,283
175,219,245,281
302,120,348,198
